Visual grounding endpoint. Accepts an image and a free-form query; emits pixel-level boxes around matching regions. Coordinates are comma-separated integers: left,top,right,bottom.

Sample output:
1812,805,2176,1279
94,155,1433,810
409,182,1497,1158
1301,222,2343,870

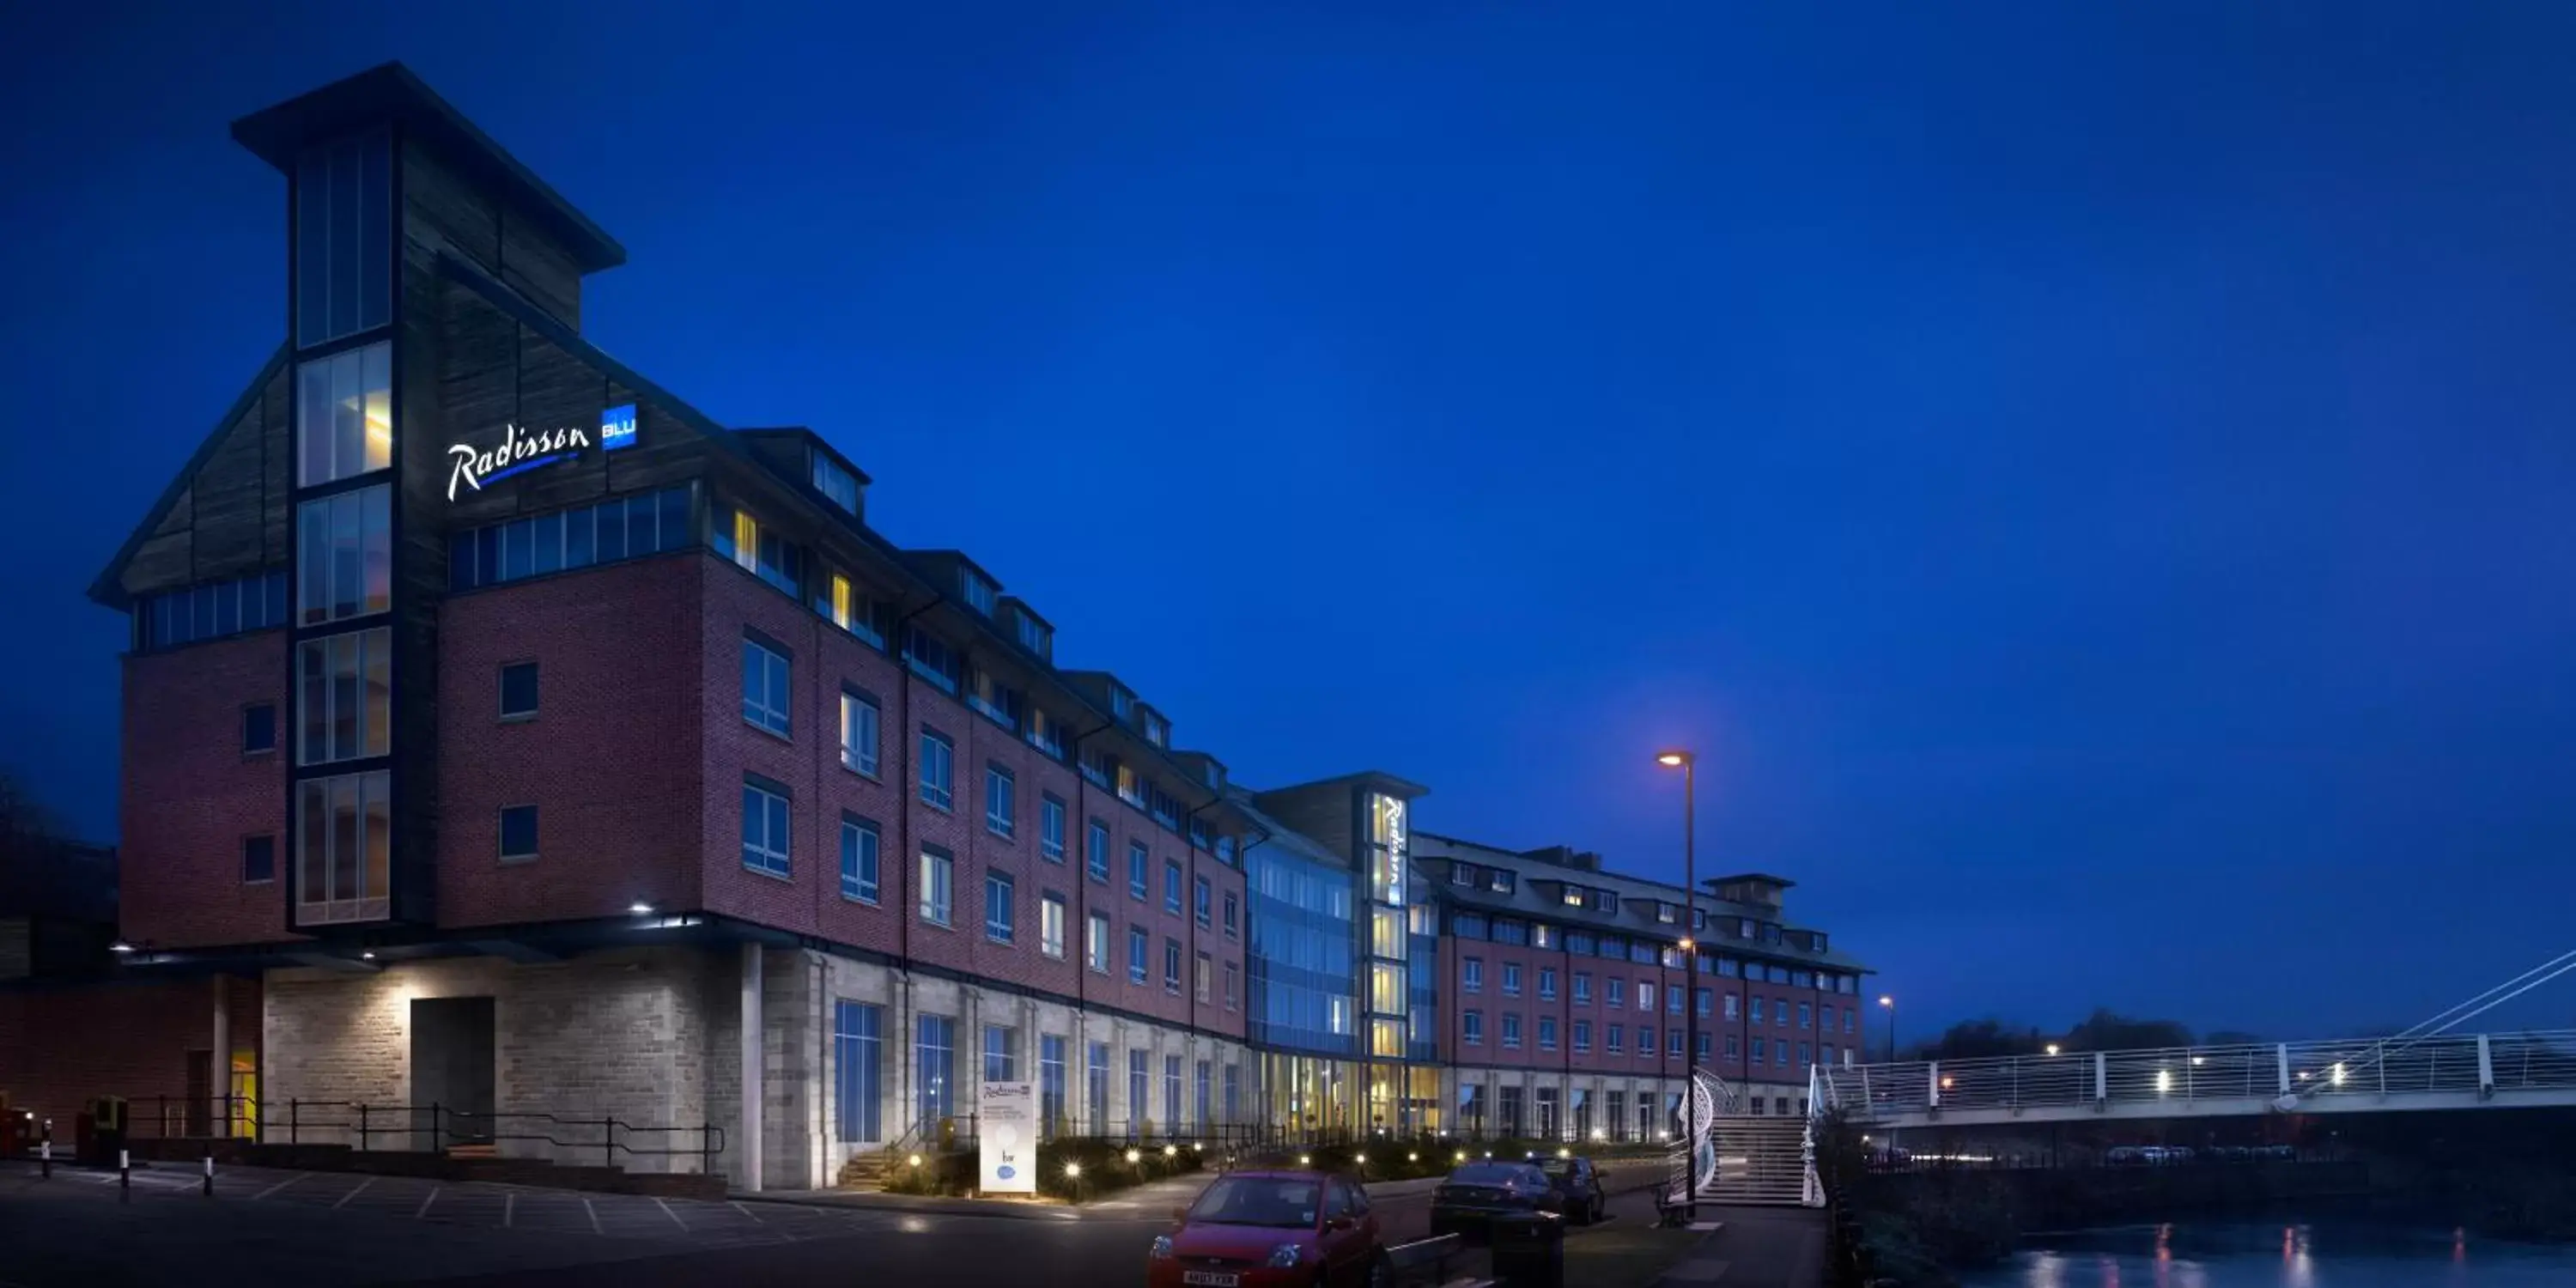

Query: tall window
834,1001,883,1143
296,485,392,624
1128,841,1149,900
1086,820,1110,882
1224,1064,1239,1125
1195,951,1212,1003
295,132,391,349
1194,1060,1212,1132
1127,926,1148,984
1086,1042,1109,1133
295,342,392,483
1040,795,1066,863
1087,910,1110,972
1041,892,1066,958
1163,860,1182,914
840,815,880,903
1194,875,1212,927
1223,892,1238,937
1163,938,1182,992
920,848,954,926
982,1024,1017,1083
1163,1054,1182,1130
741,638,790,736
984,870,1015,943
1224,962,1239,1010
920,730,954,810
916,1014,955,1128
840,690,879,775
296,628,391,764
1128,1049,1150,1133
713,503,802,596
742,778,790,878
985,764,1015,837
1040,1035,1067,1135
295,769,388,924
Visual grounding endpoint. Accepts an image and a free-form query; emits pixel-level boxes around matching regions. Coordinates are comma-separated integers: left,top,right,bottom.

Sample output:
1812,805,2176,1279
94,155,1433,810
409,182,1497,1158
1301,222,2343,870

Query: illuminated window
711,504,801,596
1025,707,1065,760
295,342,392,484
1041,893,1066,958
919,847,953,926
296,628,391,764
1086,911,1109,973
968,668,1020,730
296,485,392,625
814,571,886,647
295,769,388,924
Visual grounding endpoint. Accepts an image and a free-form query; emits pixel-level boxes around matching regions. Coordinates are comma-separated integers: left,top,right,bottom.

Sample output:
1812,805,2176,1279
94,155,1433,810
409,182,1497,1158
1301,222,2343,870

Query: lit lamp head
1655,751,1692,769
1879,995,1894,1008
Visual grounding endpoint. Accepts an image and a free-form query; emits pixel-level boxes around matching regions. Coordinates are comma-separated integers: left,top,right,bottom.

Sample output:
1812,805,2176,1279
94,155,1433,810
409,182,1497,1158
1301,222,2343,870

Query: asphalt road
0,1159,1670,1288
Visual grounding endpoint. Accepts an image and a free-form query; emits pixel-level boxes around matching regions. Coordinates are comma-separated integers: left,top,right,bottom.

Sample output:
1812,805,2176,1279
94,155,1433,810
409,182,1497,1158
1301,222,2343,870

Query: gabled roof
88,344,289,611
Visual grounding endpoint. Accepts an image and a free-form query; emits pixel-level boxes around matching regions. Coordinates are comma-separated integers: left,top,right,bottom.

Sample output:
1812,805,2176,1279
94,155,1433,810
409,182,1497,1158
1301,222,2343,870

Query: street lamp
1655,749,1698,1219
1879,995,1897,1062
2044,1044,2061,1058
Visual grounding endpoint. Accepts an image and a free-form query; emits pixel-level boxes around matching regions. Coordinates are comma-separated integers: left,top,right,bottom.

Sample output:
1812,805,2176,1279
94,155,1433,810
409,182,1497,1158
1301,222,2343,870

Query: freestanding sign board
979,1081,1036,1194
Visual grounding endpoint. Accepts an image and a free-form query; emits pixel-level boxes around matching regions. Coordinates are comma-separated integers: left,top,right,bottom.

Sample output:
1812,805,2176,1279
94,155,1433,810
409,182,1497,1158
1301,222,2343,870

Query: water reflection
1959,1222,2576,1286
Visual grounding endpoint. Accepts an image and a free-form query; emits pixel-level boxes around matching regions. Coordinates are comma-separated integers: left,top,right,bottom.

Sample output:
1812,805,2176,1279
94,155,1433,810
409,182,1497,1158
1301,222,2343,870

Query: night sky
4,3,2573,1042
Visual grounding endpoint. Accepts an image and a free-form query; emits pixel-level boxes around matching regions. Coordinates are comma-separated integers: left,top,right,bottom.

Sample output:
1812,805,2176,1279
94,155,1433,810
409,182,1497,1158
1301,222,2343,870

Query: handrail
106,1094,726,1171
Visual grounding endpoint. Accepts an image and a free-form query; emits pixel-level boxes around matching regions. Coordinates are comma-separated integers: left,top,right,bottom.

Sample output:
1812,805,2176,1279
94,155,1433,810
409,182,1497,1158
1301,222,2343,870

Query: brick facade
121,633,291,950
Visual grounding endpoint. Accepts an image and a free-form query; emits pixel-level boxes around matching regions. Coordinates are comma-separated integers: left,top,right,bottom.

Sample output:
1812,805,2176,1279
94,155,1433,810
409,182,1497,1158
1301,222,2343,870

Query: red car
1147,1169,1388,1288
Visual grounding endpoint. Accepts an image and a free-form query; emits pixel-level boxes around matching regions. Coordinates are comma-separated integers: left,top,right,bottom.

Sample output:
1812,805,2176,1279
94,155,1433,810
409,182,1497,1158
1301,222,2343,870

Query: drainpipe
1066,717,1115,1133
891,593,943,1143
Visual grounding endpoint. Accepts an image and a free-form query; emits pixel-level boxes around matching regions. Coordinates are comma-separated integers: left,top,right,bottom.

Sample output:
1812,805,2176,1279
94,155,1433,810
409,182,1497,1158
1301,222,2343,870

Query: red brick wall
0,976,246,1132
121,633,292,950
438,556,708,927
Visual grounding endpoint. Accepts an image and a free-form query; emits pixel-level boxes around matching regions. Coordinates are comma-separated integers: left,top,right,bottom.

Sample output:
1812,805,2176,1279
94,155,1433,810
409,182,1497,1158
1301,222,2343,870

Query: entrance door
410,997,496,1150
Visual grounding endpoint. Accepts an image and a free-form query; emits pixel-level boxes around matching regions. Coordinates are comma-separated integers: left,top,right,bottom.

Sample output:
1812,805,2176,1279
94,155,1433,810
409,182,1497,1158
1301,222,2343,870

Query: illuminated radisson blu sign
446,403,638,501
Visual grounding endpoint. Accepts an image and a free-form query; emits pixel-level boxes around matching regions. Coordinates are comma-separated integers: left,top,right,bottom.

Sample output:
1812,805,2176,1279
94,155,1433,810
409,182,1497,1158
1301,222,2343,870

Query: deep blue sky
5,2,2573,1042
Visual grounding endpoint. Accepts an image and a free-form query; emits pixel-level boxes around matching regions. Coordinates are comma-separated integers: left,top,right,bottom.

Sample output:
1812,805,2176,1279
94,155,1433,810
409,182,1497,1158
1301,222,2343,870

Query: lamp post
1656,750,1697,1218
1879,995,1898,1062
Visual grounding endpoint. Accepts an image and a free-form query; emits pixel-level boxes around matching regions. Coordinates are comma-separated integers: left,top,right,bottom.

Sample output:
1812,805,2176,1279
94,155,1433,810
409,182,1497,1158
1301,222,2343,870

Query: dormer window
960,569,998,617
1012,606,1052,660
714,503,801,597
1561,885,1583,908
902,624,958,694
968,667,1020,731
1201,761,1224,791
1490,870,1516,895
1810,931,1828,952
1142,712,1169,748
1656,902,1680,925
1109,685,1133,720
1025,707,1065,760
811,452,860,514
1452,862,1479,887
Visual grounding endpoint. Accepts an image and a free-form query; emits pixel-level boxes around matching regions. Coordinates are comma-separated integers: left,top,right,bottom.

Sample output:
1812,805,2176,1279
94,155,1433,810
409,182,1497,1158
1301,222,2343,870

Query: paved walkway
1652,1206,1827,1287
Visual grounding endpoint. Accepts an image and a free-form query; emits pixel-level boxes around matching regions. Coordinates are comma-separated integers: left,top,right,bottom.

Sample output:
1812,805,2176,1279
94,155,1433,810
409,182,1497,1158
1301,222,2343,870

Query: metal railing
110,1094,725,1172
1820,1029,2576,1121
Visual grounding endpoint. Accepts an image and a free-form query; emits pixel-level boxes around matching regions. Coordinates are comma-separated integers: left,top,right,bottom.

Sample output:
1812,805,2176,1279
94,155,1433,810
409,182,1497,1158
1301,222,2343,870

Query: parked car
1148,1170,1387,1288
1536,1155,1607,1224
1429,1160,1562,1241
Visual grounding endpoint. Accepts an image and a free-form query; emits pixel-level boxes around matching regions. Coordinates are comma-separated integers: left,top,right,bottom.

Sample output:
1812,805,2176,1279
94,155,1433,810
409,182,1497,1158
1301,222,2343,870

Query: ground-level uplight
908,1154,923,1168
1125,1149,1141,1163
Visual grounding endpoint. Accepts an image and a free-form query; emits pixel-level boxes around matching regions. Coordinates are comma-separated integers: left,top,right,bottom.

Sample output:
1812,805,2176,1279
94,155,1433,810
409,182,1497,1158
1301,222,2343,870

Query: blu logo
601,403,639,452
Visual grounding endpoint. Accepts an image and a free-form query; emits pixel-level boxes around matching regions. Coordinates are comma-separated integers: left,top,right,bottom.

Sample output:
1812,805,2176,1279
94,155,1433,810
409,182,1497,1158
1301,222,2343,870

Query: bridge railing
1820,1029,2576,1120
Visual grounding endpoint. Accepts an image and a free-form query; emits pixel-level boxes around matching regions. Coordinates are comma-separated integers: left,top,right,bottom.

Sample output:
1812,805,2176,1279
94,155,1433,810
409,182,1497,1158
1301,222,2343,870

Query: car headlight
1149,1236,1175,1261
1267,1243,1305,1268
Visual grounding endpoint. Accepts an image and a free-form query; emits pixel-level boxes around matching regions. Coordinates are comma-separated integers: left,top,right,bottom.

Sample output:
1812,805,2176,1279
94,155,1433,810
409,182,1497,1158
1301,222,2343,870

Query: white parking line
331,1176,375,1210
585,1198,602,1236
730,1200,764,1224
653,1196,686,1230
416,1186,440,1218
252,1172,309,1200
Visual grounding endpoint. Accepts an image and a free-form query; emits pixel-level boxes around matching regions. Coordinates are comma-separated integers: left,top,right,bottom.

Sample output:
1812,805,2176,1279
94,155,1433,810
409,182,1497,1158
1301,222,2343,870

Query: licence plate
1182,1273,1239,1286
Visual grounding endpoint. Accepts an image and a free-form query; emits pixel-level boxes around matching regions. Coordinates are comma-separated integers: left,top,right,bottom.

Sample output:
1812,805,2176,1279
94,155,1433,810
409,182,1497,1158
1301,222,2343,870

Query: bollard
204,1154,215,1197
39,1139,51,1180
119,1149,130,1202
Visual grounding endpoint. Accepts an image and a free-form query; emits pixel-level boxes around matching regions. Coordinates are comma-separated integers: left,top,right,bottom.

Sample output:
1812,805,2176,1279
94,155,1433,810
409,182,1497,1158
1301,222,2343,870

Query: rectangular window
840,690,880,775
1751,997,1766,1024
1040,1035,1067,1136
982,1024,1017,1083
741,637,791,737
240,835,276,884
294,342,392,483
1128,841,1149,901
1607,979,1625,1008
1193,875,1212,927
1669,1028,1685,1058
1086,911,1110,973
1128,1050,1150,1134
1800,1001,1814,1029
1127,926,1149,984
1041,892,1066,958
1725,994,1740,1020
985,763,1015,837
834,1001,883,1143
1639,1025,1655,1058
840,815,880,902
294,769,388,924
142,570,289,651
741,777,791,878
902,624,959,693
1224,961,1239,1010
1195,951,1212,1003
1502,963,1522,997
1223,892,1239,937
295,485,392,626
1086,819,1111,882
1697,987,1712,1018
1538,1017,1558,1051
296,628,391,766
984,870,1015,943
811,452,860,513
920,848,954,926
1607,1024,1624,1054
1573,973,1591,1005
1538,968,1558,1000
1163,938,1182,993
1502,1013,1522,1049
294,133,391,349
1777,1040,1791,1067
1040,795,1066,863
1462,957,1483,993
713,503,803,597
447,487,691,593
813,570,888,648
242,703,278,755
1163,860,1182,914
1669,987,1683,1015
916,1014,956,1127
1195,1060,1212,1130
1573,1021,1591,1053
1463,1011,1484,1044
1115,762,1145,810
919,730,954,810
497,805,538,861
1752,1036,1766,1063
1087,1042,1110,1133
1025,706,1065,760
1726,1033,1740,1059
498,662,539,720
966,667,1020,731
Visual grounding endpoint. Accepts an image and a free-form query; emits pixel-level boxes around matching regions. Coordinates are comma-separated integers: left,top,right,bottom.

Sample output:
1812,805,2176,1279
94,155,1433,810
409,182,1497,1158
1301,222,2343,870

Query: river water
1955,1222,2576,1286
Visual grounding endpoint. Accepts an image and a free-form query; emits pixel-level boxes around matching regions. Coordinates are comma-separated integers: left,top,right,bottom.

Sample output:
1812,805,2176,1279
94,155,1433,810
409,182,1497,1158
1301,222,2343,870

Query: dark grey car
1537,1156,1607,1224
